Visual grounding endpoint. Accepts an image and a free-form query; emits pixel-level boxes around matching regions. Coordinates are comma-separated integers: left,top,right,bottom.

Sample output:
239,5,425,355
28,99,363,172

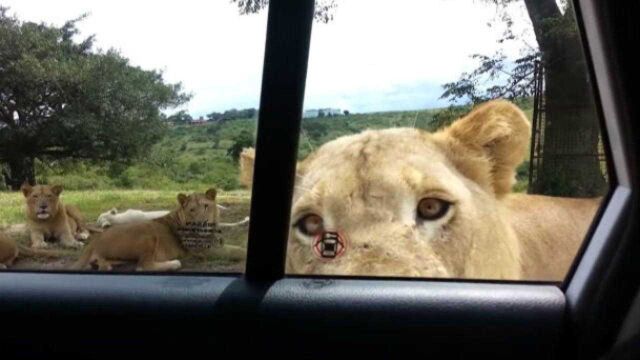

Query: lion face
21,184,64,221
287,100,530,279
96,208,118,227
176,188,219,226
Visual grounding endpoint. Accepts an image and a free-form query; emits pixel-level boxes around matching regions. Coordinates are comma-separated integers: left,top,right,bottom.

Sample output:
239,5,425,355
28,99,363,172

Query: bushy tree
167,110,193,124
207,108,256,121
227,130,254,162
441,1,605,196
0,8,189,189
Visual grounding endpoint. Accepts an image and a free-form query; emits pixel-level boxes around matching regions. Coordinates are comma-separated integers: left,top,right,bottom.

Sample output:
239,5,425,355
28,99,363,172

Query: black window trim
563,0,639,357
245,0,315,282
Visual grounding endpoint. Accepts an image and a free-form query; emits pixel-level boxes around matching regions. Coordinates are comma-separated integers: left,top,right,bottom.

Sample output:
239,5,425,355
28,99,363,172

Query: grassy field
0,189,250,226
0,102,536,271
0,189,251,272
18,102,533,193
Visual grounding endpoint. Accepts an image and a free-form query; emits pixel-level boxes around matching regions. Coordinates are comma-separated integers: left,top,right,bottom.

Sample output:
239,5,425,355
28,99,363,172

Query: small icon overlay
313,231,347,260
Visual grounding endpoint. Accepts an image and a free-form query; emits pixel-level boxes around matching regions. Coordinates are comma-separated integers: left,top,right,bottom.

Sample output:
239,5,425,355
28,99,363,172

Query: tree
0,8,189,189
206,111,223,121
227,130,255,162
167,110,193,125
242,108,257,119
441,1,605,196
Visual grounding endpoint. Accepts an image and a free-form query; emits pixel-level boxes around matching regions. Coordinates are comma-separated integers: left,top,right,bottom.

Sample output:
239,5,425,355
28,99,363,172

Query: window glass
0,0,265,273
283,0,609,281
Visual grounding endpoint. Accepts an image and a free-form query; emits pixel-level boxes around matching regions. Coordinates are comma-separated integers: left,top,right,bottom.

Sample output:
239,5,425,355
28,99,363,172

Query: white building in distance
303,108,343,118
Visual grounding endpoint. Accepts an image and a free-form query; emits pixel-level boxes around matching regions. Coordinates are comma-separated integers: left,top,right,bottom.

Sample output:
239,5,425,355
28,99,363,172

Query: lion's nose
39,205,48,210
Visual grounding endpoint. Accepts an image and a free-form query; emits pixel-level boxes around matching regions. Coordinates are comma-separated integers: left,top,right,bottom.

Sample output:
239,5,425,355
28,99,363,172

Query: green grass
1,189,252,272
0,189,250,227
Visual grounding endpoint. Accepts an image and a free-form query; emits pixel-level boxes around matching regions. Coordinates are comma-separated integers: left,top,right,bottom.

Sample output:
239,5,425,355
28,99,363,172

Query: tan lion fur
21,183,91,249
0,231,67,269
239,147,255,189
71,189,223,271
239,99,602,280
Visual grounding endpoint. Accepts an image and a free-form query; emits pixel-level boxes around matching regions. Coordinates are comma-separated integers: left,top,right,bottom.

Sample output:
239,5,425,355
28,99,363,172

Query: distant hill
29,102,532,191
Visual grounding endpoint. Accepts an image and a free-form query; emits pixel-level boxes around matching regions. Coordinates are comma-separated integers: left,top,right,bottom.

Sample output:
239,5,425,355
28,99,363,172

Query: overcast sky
2,0,536,115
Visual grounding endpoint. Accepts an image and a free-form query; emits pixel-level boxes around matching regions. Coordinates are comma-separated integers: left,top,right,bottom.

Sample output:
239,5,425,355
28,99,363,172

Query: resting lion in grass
0,231,66,269
21,183,92,249
240,100,602,281
96,205,235,228
71,188,245,271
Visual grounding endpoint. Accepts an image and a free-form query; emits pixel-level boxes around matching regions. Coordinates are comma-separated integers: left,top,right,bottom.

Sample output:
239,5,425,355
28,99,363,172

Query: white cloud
304,0,536,112
2,0,536,115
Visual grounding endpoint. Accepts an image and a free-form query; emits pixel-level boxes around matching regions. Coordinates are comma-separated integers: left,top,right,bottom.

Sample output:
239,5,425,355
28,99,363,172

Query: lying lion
96,205,235,228
96,208,171,228
21,183,92,249
240,100,602,281
71,188,245,271
0,231,66,269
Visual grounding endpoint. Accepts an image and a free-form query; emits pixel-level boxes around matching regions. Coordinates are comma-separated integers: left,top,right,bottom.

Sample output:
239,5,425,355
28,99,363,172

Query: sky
1,0,537,116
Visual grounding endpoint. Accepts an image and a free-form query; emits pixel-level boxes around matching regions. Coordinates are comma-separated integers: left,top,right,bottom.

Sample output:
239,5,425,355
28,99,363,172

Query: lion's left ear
434,100,531,197
20,182,33,197
51,185,63,196
205,188,217,201
177,193,189,207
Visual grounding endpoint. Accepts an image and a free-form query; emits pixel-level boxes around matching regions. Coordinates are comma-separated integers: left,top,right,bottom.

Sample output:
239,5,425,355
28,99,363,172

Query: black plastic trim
245,0,315,281
0,273,565,358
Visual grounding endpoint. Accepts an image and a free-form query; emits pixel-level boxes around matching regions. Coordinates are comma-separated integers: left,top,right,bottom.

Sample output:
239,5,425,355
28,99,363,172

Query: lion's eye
295,214,324,237
417,198,451,220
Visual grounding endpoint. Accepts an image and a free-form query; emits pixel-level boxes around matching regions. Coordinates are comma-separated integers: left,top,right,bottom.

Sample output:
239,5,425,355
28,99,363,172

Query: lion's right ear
434,100,531,197
239,147,305,189
51,185,63,196
205,188,217,201
21,182,33,197
110,208,118,215
177,193,188,207
239,147,255,188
